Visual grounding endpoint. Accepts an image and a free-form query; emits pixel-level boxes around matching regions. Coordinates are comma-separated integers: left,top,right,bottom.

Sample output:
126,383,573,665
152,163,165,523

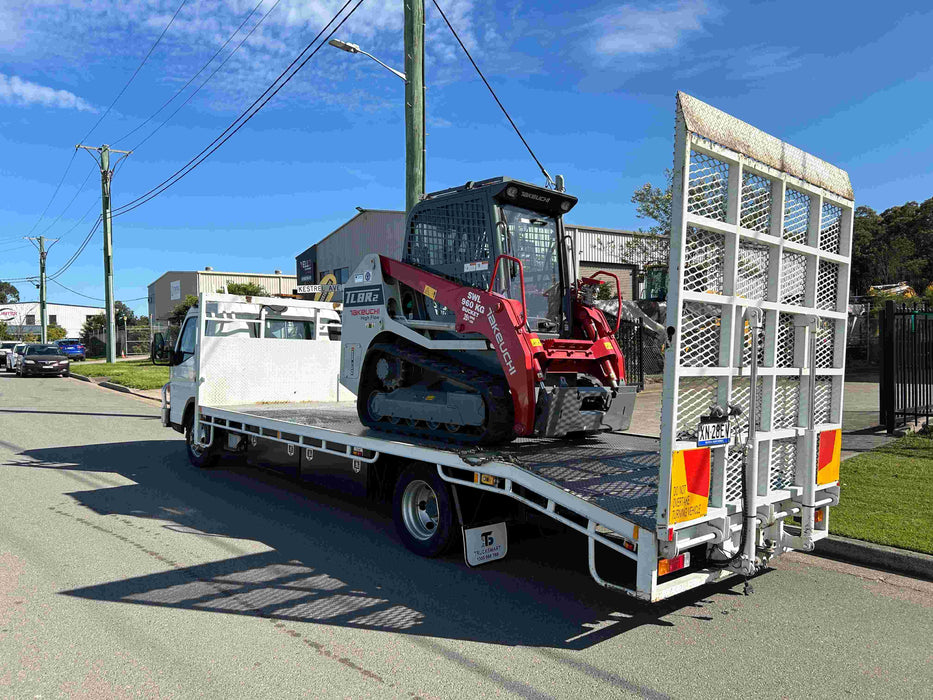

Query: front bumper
22,364,69,375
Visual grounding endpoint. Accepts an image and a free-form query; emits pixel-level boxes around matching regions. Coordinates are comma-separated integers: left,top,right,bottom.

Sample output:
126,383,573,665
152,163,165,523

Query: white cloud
0,73,96,112
590,0,711,56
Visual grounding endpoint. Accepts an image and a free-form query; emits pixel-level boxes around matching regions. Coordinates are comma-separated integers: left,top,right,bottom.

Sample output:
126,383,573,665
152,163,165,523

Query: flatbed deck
217,401,662,529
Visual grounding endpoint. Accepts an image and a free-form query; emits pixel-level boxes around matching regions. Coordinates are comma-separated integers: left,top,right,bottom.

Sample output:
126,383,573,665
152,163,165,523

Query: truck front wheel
184,414,218,468
392,466,457,557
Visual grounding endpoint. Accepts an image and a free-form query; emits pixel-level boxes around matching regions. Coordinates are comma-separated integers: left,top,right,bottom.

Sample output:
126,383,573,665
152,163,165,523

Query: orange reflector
657,552,689,577
814,508,824,524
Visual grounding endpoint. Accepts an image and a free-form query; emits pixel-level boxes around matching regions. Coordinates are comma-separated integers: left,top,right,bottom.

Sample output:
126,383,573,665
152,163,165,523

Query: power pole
76,144,131,363
25,235,58,343
404,0,425,212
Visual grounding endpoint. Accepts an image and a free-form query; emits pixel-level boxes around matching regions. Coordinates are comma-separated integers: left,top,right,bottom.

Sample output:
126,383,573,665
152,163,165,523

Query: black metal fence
616,318,645,390
880,301,933,432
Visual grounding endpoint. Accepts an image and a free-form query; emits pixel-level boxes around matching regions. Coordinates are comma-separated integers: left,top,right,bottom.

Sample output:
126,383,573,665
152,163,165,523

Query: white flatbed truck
157,93,853,603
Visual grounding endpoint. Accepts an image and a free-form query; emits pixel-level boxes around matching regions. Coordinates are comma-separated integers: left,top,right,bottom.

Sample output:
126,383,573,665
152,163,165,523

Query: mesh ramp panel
783,188,811,243
740,171,772,233
688,151,730,221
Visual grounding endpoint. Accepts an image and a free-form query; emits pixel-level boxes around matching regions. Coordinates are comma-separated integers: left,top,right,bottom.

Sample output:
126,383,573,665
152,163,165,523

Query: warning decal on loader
669,448,711,524
817,429,841,485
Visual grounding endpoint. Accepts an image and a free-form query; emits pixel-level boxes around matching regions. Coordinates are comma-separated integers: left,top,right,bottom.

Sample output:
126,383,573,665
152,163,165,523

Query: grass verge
832,433,933,555
71,359,169,391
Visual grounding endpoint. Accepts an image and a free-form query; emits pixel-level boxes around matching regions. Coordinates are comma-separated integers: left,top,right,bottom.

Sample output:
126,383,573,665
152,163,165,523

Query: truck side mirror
151,333,171,365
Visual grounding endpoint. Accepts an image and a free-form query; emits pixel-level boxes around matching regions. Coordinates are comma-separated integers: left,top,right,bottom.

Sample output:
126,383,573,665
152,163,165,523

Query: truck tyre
393,466,457,557
184,413,218,468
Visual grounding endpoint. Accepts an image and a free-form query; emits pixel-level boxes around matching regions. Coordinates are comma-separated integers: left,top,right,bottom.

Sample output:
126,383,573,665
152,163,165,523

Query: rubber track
358,340,515,445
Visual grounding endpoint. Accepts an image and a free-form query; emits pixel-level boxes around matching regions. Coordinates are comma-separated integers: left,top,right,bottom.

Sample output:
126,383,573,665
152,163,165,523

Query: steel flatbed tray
212,401,662,530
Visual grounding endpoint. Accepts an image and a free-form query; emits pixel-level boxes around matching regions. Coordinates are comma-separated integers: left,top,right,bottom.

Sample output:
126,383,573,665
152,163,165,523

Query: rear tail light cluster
657,552,690,577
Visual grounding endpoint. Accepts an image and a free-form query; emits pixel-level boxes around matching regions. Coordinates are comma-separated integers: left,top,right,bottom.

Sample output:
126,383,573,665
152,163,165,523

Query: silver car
4,343,25,372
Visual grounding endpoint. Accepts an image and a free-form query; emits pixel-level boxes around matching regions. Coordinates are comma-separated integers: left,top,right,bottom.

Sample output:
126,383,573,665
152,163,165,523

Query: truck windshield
499,205,561,331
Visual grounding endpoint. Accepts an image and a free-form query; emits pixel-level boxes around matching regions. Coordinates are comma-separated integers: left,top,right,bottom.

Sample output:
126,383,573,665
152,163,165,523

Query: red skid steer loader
339,177,638,444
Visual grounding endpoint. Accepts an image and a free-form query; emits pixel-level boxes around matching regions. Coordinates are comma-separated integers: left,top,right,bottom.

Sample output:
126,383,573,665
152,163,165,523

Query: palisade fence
880,301,933,432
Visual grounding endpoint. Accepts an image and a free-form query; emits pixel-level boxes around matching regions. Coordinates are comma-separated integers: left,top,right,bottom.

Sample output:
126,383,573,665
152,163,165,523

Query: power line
114,0,267,148
50,279,147,303
46,199,101,252
112,0,364,218
38,164,97,240
128,0,283,153
24,150,78,237
78,0,189,144
49,278,103,301
47,216,103,281
430,0,553,188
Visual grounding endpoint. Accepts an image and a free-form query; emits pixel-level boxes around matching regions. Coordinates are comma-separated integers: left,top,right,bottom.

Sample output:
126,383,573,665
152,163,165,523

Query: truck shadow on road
15,439,762,651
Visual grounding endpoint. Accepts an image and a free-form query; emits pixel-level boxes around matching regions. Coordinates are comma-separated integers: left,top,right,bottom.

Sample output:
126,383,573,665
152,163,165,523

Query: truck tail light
657,552,690,577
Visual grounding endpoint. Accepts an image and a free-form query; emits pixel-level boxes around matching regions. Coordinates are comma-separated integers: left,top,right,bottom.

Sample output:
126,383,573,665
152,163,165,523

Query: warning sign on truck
669,448,711,524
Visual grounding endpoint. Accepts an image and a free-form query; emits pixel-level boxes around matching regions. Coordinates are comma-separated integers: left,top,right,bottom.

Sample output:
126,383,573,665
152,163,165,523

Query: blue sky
1,0,932,315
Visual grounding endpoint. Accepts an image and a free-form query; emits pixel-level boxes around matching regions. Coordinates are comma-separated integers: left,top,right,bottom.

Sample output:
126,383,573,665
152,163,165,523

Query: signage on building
170,280,181,300
0,308,15,321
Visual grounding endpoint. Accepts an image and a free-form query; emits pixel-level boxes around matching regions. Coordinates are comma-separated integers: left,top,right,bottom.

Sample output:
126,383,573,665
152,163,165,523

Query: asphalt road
1,374,931,698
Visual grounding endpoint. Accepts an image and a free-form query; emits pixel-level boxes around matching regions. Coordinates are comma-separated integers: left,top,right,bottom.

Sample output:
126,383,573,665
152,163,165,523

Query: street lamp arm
357,49,406,81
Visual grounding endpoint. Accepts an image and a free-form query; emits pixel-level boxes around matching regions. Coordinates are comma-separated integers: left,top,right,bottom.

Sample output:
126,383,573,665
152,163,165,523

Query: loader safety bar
488,254,527,329
583,270,623,333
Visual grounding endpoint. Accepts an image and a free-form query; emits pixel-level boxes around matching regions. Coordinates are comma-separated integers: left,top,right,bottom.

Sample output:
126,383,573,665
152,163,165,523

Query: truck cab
154,294,345,436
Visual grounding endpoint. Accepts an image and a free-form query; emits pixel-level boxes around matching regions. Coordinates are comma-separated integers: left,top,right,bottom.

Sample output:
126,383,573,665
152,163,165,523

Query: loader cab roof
418,177,577,218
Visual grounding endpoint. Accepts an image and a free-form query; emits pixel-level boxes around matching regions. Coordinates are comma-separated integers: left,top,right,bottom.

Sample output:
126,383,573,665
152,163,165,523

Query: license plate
463,522,508,567
697,418,730,447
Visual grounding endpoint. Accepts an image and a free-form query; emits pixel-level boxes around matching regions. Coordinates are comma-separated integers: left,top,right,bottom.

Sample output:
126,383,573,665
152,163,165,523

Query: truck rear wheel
184,414,218,468
393,466,457,557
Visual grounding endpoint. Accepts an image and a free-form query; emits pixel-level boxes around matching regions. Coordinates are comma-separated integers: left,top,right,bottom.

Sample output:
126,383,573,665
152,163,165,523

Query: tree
0,321,9,340
114,301,138,326
631,168,673,237
219,282,267,296
47,323,67,341
0,282,20,304
169,295,199,325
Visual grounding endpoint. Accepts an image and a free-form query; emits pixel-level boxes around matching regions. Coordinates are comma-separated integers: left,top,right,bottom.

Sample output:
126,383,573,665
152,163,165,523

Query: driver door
169,316,198,426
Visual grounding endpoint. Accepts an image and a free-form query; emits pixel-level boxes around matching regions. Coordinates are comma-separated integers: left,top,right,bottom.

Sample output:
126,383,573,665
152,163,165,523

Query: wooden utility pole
404,0,425,212
76,143,131,363
25,235,57,343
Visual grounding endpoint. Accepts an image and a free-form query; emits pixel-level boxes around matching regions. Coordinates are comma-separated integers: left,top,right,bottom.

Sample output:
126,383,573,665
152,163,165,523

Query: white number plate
697,419,731,447
463,522,508,567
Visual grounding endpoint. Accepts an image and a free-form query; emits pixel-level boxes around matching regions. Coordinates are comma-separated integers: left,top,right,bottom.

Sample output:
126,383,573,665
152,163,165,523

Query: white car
4,343,25,372
0,341,16,368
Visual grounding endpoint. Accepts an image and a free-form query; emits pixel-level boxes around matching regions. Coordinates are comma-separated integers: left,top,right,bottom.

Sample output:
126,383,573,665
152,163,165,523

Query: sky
1,0,932,316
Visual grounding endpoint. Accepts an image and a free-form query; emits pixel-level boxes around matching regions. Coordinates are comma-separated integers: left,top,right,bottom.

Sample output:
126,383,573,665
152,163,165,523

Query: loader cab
402,177,577,335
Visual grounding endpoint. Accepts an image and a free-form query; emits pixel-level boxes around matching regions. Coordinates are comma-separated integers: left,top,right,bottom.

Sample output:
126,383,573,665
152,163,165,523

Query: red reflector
668,528,674,541
657,553,687,577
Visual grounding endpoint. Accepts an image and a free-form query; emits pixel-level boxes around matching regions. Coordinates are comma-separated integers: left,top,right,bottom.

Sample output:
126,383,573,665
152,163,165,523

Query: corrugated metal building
295,210,670,301
295,210,405,299
567,225,670,300
148,268,298,321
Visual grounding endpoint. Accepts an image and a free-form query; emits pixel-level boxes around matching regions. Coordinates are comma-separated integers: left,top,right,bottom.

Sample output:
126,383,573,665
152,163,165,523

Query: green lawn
70,359,169,391
832,433,933,555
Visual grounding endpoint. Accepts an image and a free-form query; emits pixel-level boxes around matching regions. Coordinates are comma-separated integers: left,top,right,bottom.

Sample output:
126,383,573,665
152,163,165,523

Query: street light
328,38,406,81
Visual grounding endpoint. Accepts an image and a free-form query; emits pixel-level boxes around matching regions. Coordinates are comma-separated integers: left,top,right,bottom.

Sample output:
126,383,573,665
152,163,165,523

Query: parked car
56,338,87,362
4,343,25,373
0,341,17,367
18,344,70,377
